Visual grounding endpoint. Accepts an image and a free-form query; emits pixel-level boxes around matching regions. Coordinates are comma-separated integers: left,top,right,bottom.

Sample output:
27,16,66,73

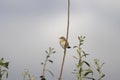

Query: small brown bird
59,36,71,49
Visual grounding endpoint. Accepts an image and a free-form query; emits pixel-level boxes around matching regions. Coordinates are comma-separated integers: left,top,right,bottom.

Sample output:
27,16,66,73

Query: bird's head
59,36,66,40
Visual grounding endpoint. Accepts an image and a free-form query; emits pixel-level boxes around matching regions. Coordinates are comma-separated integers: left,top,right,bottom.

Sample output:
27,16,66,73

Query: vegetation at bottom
0,58,9,80
0,36,105,80
72,36,105,80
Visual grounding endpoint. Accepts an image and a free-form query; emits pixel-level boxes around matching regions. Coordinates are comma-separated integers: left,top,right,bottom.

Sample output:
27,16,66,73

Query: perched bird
59,36,71,49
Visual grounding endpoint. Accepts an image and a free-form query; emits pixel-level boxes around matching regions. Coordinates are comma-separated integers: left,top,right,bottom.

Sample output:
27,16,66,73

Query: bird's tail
68,46,71,48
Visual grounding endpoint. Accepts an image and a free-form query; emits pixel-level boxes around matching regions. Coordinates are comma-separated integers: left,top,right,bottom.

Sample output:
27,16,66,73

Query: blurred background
0,0,120,80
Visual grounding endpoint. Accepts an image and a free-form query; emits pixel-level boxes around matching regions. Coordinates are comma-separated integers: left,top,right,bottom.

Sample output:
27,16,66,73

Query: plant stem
58,0,70,80
58,50,66,80
79,48,82,80
42,54,50,78
98,73,102,80
66,0,70,40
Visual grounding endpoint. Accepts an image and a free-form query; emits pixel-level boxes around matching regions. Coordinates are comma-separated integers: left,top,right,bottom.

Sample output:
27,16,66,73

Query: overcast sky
0,0,120,80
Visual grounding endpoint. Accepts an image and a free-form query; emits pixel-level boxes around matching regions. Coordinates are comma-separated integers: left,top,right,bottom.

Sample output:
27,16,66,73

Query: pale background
0,0,120,80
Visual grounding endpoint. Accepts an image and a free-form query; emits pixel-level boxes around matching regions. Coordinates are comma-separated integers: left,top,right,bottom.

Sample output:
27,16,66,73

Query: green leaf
73,46,78,48
83,61,90,67
48,60,53,63
94,59,100,68
1,70,8,78
84,68,93,77
80,39,84,42
78,36,85,43
79,43,83,46
41,62,44,65
82,51,86,57
84,71,91,77
100,62,105,68
28,73,31,79
73,56,78,59
46,55,50,58
83,36,86,39
46,69,54,77
45,50,48,54
82,51,89,57
41,78,46,80
0,58,4,63
0,62,9,69
73,69,77,71
0,58,9,69
52,51,56,54
4,62,9,69
81,53,89,58
72,72,77,74
40,75,44,78
78,36,80,40
94,59,99,64
6,71,8,78
85,77,95,80
97,69,101,74
40,75,46,80
101,74,105,78
98,74,105,80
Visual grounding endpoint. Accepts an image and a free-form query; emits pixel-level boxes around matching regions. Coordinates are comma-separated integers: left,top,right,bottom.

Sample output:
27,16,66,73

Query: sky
0,0,120,80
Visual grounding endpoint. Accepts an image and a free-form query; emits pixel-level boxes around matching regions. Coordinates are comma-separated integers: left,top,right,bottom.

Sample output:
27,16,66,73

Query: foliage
73,36,105,80
0,36,105,80
40,47,55,80
73,36,94,80
94,59,105,80
22,69,35,80
0,58,9,80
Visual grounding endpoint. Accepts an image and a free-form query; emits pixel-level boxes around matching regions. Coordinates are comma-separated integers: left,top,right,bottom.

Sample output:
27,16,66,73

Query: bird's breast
60,40,66,48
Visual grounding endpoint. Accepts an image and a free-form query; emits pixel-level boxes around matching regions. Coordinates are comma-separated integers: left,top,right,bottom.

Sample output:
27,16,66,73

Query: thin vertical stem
42,56,48,77
58,0,70,80
42,53,50,78
66,0,70,41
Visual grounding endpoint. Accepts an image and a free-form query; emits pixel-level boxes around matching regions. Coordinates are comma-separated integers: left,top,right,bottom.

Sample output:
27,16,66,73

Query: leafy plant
73,36,105,80
40,47,55,80
0,58,9,80
22,69,35,80
94,59,105,80
73,36,94,80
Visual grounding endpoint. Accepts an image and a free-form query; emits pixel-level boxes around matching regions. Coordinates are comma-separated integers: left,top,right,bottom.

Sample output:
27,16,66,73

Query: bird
59,36,71,49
